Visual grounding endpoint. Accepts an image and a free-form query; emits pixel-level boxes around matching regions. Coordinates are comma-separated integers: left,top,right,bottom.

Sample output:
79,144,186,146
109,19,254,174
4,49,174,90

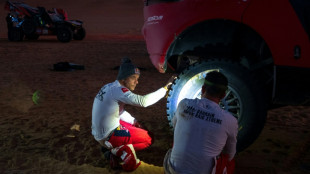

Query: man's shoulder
179,98,205,106
222,110,238,123
100,81,129,94
113,86,131,95
102,80,117,88
113,83,131,95
108,81,126,90
177,98,203,111
120,87,130,93
180,98,199,103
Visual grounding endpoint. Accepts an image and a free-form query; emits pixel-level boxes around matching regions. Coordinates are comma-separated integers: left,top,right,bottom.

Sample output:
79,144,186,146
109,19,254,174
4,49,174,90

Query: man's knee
98,139,113,149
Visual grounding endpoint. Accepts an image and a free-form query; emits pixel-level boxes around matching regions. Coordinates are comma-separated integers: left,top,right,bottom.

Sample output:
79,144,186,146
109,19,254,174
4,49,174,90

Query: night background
0,0,309,173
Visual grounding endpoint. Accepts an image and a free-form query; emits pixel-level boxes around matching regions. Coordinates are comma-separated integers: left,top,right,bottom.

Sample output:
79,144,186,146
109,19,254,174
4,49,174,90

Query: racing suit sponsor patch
122,88,129,93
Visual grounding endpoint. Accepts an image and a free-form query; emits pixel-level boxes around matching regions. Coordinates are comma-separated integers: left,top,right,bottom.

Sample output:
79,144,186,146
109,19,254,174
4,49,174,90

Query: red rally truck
142,0,310,151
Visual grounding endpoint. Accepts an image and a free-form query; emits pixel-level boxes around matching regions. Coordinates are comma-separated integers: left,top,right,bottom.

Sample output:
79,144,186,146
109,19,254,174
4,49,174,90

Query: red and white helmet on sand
111,144,141,171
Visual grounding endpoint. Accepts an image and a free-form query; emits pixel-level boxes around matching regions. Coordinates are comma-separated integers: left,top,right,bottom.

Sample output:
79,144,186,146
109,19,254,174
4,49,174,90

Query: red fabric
120,120,152,151
108,122,132,148
55,8,68,20
216,153,235,174
121,88,129,93
108,121,152,151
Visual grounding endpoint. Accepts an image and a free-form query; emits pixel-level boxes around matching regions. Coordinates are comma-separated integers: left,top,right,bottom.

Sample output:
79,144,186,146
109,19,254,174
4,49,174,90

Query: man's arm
117,75,176,107
172,99,187,128
117,87,167,107
222,116,238,161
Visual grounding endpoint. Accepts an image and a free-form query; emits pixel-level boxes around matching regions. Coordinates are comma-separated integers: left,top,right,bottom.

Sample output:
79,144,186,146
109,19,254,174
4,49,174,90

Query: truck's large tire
166,59,267,152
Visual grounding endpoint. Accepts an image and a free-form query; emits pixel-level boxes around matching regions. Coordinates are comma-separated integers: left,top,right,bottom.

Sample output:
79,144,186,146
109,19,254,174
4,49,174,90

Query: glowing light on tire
176,69,242,119
177,70,215,104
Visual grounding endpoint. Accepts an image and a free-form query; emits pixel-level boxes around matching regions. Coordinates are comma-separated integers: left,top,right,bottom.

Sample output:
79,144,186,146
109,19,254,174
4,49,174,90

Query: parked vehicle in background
142,0,310,151
4,0,86,42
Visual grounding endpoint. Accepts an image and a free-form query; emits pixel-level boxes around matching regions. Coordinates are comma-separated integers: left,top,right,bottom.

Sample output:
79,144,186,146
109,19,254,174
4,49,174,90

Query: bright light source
175,69,241,119
177,70,216,104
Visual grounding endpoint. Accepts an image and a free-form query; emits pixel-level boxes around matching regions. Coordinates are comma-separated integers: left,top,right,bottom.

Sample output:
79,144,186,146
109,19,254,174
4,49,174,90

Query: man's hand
164,75,177,91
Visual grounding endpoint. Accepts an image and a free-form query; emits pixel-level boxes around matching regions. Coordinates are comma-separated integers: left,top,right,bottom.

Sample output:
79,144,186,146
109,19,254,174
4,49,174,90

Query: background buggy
4,0,86,42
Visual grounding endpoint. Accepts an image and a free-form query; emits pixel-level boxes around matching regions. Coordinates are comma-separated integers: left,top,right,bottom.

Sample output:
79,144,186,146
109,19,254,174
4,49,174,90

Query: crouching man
92,57,175,171
164,71,238,174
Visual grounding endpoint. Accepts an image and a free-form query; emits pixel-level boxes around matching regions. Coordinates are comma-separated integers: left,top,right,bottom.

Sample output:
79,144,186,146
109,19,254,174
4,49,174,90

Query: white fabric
169,98,238,174
163,149,176,174
119,110,135,125
48,8,63,22
92,80,166,141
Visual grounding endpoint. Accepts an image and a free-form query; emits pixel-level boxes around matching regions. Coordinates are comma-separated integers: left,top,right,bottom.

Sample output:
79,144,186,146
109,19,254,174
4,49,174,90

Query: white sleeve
222,115,238,160
172,99,186,128
172,112,177,128
119,110,135,124
116,87,167,107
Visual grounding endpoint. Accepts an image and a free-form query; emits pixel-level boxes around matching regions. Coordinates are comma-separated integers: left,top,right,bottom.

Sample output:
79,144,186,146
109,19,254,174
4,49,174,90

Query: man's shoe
104,150,111,160
101,146,109,153
109,153,121,169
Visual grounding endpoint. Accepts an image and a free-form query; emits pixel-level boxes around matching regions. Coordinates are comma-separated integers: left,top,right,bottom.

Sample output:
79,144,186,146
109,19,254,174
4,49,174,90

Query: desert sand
0,0,309,174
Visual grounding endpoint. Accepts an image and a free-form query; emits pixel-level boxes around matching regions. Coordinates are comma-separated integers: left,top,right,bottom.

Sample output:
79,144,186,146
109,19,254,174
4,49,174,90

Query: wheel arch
165,19,274,73
165,19,276,120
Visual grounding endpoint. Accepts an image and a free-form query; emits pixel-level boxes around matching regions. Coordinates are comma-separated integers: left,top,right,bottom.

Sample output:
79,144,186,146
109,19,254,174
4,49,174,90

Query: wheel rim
22,19,36,34
175,69,242,119
58,28,72,42
61,32,70,40
221,86,242,119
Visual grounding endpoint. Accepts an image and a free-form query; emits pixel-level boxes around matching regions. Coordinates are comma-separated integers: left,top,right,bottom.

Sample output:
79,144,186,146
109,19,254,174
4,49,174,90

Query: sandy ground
0,0,310,174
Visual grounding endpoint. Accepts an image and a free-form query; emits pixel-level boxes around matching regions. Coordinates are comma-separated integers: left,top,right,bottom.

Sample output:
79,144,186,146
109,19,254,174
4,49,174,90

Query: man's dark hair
203,71,228,98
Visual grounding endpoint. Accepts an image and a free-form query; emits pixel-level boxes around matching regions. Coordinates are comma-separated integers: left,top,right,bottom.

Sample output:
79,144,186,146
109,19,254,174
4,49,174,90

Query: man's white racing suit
91,80,167,142
165,98,238,174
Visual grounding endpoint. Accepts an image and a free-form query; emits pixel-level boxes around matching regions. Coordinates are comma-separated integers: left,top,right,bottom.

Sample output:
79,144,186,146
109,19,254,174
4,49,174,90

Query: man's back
92,80,122,141
170,98,238,174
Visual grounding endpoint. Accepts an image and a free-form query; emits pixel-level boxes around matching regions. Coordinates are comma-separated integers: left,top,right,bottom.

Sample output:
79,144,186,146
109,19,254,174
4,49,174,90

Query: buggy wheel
57,25,73,42
22,18,37,35
73,27,86,40
167,59,267,152
8,27,24,41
